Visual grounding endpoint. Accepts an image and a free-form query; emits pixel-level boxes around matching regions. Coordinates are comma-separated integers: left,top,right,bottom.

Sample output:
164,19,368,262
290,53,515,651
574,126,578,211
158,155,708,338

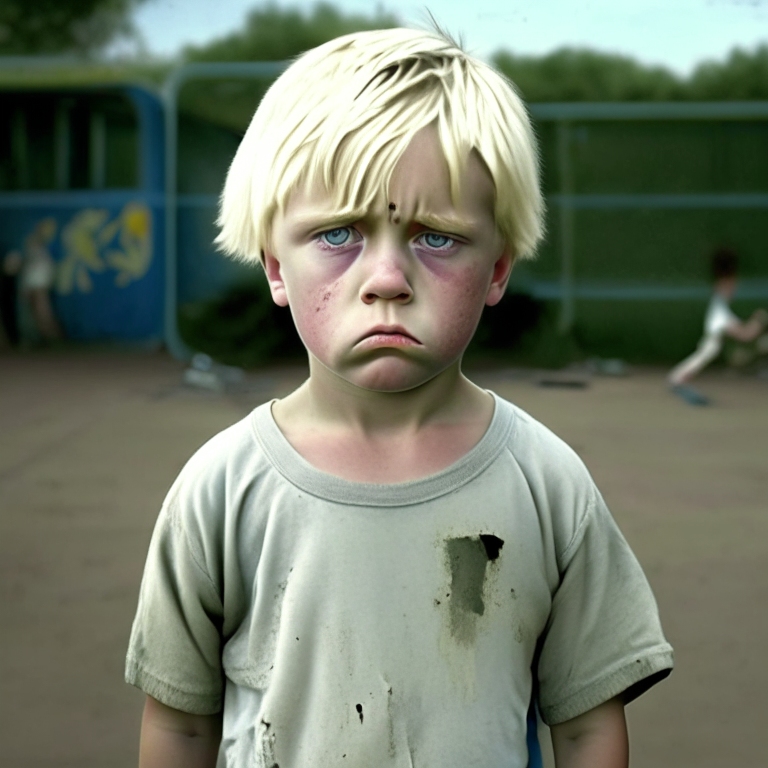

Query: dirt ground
1,349,766,768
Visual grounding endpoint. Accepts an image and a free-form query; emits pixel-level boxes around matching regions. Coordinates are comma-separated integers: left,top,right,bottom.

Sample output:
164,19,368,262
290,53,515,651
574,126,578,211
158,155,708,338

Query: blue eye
321,228,351,246
422,233,453,249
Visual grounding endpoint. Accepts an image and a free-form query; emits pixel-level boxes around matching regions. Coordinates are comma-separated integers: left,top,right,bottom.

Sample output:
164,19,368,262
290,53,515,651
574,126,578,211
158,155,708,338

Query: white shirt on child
126,392,673,768
704,293,739,338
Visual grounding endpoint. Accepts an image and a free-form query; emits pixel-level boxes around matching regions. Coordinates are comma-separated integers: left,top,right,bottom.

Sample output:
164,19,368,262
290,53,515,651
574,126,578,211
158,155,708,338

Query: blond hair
216,27,544,264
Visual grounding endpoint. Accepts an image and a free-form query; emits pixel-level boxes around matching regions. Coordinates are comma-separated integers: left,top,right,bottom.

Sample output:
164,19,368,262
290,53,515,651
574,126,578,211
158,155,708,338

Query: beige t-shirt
126,392,673,768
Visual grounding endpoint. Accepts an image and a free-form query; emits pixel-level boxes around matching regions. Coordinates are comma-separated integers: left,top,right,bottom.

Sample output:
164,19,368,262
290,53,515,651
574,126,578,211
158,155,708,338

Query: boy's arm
725,308,768,342
139,695,222,768
549,696,628,768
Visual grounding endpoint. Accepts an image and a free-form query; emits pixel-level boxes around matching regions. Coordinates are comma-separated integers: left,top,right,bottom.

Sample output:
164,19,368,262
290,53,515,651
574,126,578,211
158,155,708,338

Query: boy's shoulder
178,407,263,478
494,393,593,485
175,394,595,501
493,393,603,558
166,394,600,549
161,405,272,526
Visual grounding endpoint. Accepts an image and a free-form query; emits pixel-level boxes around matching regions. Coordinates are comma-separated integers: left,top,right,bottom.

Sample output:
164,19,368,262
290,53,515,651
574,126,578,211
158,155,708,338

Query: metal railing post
161,61,288,361
556,120,575,334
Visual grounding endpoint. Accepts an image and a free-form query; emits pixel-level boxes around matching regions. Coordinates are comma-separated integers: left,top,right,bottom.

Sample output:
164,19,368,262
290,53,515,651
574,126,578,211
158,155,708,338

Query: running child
669,247,768,405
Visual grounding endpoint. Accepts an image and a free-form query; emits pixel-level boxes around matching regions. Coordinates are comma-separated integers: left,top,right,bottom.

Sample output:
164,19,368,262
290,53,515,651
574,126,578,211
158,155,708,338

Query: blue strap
526,699,543,768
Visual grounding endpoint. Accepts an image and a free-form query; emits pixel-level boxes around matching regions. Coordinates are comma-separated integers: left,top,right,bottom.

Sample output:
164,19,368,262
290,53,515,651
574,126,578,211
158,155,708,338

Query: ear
485,247,515,307
263,249,289,307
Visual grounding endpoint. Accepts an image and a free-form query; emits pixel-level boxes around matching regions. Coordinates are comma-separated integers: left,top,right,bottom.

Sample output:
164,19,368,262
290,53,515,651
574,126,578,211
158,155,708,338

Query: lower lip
357,333,420,349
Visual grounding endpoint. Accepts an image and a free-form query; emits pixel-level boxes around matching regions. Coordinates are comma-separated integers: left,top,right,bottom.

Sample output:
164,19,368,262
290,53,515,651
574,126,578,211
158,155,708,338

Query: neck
714,278,736,299
287,357,484,436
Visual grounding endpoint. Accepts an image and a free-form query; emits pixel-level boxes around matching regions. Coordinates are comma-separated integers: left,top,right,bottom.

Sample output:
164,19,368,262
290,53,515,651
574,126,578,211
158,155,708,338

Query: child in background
669,247,768,406
126,27,673,768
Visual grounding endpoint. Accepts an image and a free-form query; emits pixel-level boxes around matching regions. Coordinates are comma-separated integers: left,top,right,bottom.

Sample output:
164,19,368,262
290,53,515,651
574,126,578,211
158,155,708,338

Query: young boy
669,247,768,405
126,28,673,768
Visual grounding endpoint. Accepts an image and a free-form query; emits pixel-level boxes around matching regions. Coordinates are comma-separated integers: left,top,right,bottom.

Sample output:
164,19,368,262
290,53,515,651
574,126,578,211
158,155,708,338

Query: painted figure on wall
4,217,64,346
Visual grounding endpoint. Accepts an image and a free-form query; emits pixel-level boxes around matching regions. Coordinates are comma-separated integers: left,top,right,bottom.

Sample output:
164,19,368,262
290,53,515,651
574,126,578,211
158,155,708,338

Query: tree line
3,0,768,103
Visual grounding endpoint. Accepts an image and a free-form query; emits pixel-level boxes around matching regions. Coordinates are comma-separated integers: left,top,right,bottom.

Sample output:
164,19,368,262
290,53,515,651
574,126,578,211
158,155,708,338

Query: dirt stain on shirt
258,718,278,768
445,534,504,646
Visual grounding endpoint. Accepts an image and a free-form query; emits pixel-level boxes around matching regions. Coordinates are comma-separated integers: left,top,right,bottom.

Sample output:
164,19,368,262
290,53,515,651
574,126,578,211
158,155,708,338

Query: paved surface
1,350,766,767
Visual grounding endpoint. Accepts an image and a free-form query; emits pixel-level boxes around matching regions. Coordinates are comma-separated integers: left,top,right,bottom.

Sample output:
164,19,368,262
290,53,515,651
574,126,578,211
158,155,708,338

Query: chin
347,358,435,393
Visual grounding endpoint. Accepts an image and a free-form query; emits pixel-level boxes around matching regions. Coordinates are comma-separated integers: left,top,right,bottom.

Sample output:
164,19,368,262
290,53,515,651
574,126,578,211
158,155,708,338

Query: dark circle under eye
324,228,350,246
424,233,451,249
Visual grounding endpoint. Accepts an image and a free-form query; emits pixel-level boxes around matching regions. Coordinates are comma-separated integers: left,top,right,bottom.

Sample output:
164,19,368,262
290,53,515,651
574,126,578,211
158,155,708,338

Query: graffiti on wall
54,201,153,295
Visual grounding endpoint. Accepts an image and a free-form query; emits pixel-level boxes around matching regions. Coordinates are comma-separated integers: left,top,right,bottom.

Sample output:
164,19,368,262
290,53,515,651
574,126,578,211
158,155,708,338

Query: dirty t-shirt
125,392,673,768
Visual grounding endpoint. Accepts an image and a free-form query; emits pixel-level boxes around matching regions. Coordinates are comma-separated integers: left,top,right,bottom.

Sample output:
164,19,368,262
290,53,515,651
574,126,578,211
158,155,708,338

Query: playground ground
1,349,766,768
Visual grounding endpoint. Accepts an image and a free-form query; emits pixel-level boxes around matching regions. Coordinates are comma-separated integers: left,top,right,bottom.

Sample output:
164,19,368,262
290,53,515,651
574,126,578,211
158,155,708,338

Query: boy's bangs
272,74,474,225
217,28,544,264
273,69,447,221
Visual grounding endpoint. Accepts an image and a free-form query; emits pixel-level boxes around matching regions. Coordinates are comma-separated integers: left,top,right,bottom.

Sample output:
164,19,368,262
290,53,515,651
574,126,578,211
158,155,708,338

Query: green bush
178,278,305,368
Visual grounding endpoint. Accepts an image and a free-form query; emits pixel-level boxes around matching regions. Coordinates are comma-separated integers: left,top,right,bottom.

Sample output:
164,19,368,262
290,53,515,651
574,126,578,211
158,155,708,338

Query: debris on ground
182,353,246,392
535,373,590,389
585,357,629,377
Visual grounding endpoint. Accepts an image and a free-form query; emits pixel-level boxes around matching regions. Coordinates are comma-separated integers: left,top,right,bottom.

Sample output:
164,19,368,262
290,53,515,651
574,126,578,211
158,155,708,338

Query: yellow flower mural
57,209,109,295
106,202,153,288
55,202,153,295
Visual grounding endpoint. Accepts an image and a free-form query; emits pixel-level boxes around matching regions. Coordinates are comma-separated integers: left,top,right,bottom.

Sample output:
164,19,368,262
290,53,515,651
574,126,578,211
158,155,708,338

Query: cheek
282,253,356,356
288,279,342,355
430,264,491,349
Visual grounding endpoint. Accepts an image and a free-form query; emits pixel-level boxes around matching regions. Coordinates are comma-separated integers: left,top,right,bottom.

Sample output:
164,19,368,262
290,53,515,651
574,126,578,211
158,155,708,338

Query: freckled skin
264,126,512,395
429,262,490,353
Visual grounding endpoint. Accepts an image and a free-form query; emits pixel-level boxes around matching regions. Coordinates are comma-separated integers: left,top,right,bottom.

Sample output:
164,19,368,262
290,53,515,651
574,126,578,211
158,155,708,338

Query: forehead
283,126,497,228
389,127,497,219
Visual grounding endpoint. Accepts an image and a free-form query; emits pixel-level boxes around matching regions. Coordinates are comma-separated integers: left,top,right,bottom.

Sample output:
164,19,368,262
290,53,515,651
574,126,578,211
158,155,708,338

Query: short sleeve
535,486,674,726
125,491,224,715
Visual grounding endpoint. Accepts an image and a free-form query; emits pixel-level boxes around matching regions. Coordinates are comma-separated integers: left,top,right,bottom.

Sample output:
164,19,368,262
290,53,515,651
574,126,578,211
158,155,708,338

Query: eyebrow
290,208,369,235
289,209,477,237
411,213,476,235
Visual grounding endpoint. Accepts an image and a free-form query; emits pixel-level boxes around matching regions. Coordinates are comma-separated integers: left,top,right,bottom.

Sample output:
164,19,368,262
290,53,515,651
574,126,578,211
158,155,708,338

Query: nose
359,245,413,305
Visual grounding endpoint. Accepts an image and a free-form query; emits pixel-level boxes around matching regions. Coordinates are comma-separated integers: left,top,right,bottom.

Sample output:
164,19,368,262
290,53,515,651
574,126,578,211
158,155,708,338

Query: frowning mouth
355,325,421,348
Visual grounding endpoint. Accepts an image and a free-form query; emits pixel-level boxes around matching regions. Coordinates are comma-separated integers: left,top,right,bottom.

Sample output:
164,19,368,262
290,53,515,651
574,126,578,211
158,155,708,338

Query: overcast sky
131,0,768,75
